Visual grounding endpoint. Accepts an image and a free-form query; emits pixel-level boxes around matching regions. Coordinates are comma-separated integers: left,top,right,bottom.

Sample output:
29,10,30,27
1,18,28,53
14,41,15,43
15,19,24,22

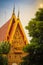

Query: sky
0,0,43,42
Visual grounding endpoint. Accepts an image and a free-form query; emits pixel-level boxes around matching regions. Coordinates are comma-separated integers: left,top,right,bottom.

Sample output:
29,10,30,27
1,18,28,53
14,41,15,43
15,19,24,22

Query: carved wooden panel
8,24,27,65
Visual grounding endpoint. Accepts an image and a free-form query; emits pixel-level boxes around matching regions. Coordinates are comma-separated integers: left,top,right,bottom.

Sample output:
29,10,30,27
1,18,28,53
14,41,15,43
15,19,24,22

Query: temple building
0,8,28,65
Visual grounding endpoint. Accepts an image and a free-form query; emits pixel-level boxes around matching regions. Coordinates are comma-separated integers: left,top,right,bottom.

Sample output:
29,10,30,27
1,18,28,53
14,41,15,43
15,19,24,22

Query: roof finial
13,4,15,15
18,9,20,18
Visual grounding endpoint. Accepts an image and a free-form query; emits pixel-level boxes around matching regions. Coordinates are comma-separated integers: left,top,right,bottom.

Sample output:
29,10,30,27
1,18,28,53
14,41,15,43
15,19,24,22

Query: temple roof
0,10,16,42
0,19,10,41
0,11,28,44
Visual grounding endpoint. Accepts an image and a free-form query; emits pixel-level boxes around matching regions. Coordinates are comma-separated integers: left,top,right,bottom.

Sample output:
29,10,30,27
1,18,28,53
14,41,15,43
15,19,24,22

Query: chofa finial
13,4,15,15
18,9,20,18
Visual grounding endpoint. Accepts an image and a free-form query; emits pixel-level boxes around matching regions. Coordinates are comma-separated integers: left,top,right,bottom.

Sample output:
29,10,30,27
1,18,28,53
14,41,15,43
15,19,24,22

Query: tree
0,55,8,65
0,41,11,65
0,41,11,54
20,8,43,65
35,8,43,21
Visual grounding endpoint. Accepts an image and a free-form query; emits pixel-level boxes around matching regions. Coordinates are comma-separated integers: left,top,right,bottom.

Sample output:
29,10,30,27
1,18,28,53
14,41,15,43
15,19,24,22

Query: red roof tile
0,19,10,41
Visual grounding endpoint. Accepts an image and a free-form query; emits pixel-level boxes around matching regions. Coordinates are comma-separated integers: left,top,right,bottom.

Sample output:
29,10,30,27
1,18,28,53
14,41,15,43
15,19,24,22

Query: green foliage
20,8,43,65
0,41,11,65
3,55,8,65
25,8,43,44
26,20,43,44
0,41,11,54
0,55,8,65
35,8,43,21
21,43,43,65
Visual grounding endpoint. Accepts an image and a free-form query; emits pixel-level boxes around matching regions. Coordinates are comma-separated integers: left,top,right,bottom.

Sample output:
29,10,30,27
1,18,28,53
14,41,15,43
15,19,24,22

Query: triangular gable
18,19,28,44
0,13,28,44
8,17,28,44
6,14,18,42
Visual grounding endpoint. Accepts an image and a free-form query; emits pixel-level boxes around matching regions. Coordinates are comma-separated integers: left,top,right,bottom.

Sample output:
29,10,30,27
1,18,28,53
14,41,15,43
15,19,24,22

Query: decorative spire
18,9,20,18
13,5,15,15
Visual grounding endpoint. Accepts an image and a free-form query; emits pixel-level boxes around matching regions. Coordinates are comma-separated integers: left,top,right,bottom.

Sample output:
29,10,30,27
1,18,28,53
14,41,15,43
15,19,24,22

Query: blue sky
0,0,43,41
0,0,43,26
